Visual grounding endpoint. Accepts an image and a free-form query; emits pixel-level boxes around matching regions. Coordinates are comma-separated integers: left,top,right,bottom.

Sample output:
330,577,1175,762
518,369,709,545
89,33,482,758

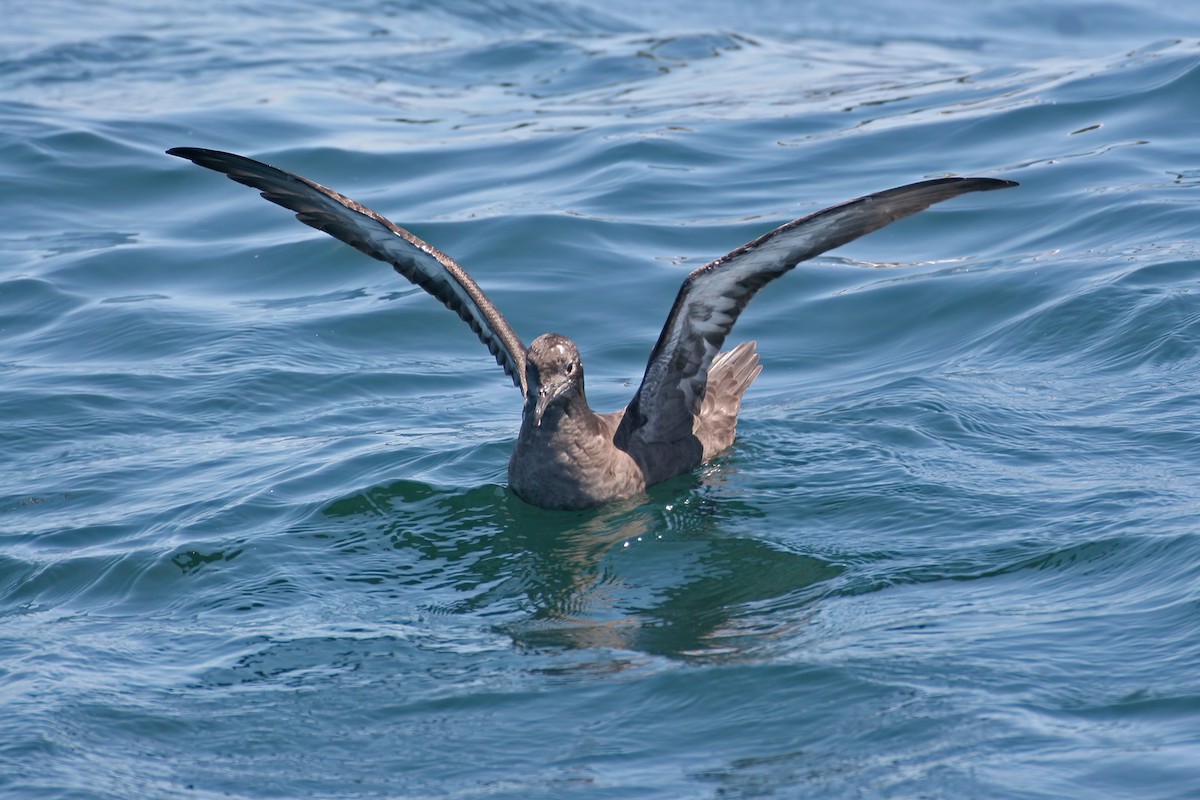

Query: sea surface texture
3,1,1200,797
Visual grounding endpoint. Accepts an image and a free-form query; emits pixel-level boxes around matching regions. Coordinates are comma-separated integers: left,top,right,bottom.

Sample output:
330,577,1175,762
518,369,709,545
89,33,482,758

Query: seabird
167,147,1015,510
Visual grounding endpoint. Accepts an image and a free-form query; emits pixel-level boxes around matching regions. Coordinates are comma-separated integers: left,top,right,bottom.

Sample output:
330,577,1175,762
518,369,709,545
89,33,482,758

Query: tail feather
697,341,762,458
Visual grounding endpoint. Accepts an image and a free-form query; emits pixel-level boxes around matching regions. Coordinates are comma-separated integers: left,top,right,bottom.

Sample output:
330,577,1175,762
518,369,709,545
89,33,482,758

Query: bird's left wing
618,176,1018,445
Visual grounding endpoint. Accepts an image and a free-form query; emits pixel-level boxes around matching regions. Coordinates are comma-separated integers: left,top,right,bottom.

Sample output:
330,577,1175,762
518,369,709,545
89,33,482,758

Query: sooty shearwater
168,147,1015,510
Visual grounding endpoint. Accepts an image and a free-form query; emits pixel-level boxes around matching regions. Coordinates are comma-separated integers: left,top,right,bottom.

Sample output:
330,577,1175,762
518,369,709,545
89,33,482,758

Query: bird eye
565,362,576,375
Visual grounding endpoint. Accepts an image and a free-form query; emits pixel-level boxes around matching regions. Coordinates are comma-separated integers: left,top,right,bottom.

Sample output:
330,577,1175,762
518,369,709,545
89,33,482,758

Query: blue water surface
3,1,1200,798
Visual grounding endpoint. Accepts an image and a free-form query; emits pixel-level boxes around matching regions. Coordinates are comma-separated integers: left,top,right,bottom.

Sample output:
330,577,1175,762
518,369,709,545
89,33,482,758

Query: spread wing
619,176,1018,444
167,147,528,395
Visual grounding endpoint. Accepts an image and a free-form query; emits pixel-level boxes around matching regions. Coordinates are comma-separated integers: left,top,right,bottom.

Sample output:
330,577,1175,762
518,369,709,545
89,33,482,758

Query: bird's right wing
167,147,528,395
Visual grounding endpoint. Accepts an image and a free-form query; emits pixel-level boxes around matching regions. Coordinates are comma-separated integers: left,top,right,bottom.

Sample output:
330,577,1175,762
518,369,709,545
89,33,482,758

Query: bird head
525,333,585,427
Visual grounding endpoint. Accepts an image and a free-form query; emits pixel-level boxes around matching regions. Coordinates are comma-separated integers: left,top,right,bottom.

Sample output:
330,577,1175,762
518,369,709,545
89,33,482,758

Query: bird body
167,147,1015,509
508,336,760,508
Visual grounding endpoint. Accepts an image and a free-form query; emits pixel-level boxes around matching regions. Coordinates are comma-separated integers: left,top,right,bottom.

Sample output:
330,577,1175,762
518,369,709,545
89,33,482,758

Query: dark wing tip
168,146,239,162
881,176,1018,199
167,146,230,166
959,177,1019,190
167,147,277,181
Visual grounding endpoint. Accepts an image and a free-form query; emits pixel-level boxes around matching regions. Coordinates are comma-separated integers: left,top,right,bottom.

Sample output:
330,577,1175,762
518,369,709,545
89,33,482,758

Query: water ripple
4,3,1200,799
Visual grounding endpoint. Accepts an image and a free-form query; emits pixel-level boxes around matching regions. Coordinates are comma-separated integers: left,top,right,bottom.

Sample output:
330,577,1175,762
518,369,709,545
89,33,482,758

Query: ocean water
3,1,1200,797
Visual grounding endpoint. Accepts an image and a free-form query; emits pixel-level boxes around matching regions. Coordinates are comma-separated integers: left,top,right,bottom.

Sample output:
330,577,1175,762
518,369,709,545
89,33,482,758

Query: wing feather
620,176,1018,443
167,147,528,394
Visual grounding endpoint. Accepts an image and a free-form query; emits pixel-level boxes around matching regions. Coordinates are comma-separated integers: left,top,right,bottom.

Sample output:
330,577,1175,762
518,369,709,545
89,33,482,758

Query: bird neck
521,387,601,439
